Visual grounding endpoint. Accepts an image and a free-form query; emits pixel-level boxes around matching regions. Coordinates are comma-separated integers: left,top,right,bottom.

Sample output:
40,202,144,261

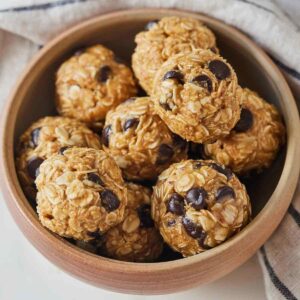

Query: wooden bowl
1,8,299,295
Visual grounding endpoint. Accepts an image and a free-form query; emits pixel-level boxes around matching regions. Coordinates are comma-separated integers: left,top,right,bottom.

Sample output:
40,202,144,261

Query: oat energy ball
56,45,137,122
132,16,217,94
16,116,101,202
204,88,285,174
152,160,251,257
102,97,188,181
152,49,241,143
36,147,127,241
101,182,163,262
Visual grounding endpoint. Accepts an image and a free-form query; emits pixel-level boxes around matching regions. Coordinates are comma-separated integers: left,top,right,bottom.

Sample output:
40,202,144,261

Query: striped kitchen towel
0,0,299,299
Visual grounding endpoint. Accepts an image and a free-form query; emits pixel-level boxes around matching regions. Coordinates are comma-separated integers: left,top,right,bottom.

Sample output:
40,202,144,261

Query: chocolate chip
123,118,139,131
208,60,231,80
102,125,112,147
27,157,44,179
172,133,187,150
95,65,111,82
59,146,69,155
100,189,120,212
156,144,174,165
216,186,235,202
185,188,208,210
87,173,104,186
31,127,41,147
167,193,185,215
209,163,233,180
167,219,176,227
162,70,184,84
182,217,203,239
234,108,253,132
192,75,212,92
137,204,154,228
145,19,159,31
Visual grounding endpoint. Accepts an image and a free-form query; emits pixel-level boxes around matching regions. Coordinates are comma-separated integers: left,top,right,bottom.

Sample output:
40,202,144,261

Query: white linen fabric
0,1,299,299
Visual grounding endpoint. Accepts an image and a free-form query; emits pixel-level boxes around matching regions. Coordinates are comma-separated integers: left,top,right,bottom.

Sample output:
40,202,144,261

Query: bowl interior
13,12,286,260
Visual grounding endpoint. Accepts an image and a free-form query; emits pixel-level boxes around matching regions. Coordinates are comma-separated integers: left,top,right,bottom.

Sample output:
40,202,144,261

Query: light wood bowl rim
1,8,299,292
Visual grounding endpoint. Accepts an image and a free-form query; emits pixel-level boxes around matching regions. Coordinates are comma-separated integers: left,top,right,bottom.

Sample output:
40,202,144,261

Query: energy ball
101,182,163,262
152,49,241,143
151,160,251,257
36,147,127,241
102,97,188,181
56,45,137,122
16,116,101,203
132,16,217,94
204,88,286,173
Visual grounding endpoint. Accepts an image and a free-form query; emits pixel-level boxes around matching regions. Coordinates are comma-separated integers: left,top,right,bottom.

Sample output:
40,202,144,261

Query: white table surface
0,193,266,300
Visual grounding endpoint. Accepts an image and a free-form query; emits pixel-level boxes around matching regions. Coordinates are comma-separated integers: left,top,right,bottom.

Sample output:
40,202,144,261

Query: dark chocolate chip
234,108,253,132
145,19,159,31
87,173,104,186
209,162,233,180
123,118,139,131
167,193,185,215
100,189,120,212
182,217,203,239
137,204,154,228
208,60,231,80
162,70,184,84
216,186,235,202
192,75,212,93
31,127,41,147
27,157,44,179
167,219,176,227
156,144,174,165
95,65,111,82
59,146,69,155
188,143,207,160
102,125,112,147
185,188,208,210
